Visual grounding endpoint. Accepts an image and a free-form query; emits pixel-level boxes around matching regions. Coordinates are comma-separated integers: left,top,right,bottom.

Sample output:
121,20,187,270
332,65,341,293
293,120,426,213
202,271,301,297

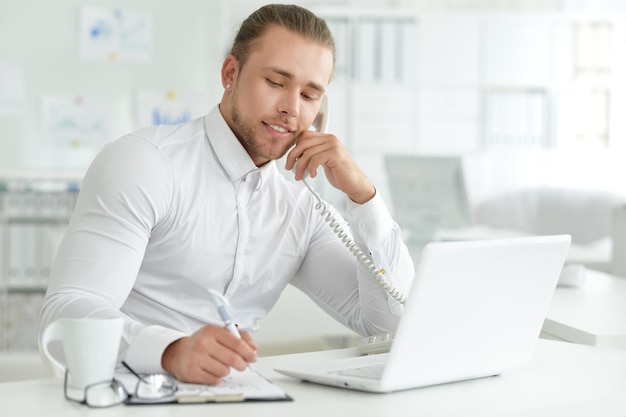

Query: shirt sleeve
291,191,415,337
38,135,182,374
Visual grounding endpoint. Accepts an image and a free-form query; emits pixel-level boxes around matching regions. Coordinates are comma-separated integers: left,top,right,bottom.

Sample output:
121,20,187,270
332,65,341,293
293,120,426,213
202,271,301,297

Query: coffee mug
41,317,124,398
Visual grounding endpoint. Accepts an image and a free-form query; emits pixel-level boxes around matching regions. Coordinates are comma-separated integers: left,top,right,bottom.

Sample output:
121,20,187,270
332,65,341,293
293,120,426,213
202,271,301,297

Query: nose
277,90,299,118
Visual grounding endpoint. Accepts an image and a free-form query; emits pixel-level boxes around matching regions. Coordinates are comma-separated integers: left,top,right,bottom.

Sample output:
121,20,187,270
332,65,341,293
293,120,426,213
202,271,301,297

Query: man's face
220,25,334,167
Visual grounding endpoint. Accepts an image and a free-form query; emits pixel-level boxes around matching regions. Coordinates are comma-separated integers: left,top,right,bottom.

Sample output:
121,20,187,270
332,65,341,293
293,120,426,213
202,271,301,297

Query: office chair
474,186,626,246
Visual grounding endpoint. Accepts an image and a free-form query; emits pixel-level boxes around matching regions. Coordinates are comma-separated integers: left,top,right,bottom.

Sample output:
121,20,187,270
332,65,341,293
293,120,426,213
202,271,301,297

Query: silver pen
208,289,255,371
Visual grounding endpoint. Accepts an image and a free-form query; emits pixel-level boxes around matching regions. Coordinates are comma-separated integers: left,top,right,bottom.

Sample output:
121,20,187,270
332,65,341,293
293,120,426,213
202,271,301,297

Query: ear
221,55,239,89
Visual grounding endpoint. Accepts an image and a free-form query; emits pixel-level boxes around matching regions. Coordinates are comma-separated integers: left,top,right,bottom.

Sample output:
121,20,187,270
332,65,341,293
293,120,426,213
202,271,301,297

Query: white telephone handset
293,95,406,306
311,94,329,135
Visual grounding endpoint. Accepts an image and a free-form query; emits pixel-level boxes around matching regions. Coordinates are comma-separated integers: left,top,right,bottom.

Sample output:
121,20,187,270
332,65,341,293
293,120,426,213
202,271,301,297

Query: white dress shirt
40,105,415,374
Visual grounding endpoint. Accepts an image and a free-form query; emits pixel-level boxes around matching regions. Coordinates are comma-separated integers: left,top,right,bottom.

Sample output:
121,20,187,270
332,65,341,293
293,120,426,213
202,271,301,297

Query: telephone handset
311,94,329,135
293,95,407,306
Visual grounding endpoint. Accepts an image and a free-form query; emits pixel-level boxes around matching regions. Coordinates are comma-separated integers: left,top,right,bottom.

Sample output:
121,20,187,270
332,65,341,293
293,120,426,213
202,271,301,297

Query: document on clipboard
116,367,291,404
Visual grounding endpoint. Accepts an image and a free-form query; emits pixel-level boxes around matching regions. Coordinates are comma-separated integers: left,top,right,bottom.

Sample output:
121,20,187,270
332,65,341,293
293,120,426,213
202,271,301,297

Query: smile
267,123,291,133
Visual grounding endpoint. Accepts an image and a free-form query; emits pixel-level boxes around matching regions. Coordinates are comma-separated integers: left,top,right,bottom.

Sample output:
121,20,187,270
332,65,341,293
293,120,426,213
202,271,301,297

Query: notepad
116,367,291,404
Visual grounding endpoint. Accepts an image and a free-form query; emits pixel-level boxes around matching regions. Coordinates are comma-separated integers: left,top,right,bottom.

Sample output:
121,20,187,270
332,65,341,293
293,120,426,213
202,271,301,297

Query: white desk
2,339,626,417
543,268,626,348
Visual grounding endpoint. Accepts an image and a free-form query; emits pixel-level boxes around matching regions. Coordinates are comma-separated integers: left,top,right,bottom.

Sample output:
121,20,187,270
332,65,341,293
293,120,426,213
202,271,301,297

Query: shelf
0,217,71,223
3,285,47,293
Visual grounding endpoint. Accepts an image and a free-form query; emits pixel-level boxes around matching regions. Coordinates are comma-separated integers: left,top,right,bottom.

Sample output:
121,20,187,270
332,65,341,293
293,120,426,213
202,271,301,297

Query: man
39,4,414,385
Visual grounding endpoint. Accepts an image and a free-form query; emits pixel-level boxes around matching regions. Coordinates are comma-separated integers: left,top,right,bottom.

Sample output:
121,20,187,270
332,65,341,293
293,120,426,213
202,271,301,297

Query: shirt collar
204,105,275,185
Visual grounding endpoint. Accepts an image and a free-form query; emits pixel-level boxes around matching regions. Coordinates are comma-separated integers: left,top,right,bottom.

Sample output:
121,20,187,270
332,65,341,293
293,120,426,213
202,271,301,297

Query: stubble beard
229,89,294,165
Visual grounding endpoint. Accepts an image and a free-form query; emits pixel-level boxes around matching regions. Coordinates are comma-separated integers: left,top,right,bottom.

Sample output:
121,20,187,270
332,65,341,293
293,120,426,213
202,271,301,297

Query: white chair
473,187,626,272
474,187,626,245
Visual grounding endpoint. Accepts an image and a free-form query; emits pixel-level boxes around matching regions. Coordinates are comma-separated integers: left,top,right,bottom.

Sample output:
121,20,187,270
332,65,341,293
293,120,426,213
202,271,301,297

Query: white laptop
275,235,571,393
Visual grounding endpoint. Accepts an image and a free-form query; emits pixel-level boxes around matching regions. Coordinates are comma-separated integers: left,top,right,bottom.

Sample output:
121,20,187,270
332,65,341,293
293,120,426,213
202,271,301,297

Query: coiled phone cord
300,178,407,305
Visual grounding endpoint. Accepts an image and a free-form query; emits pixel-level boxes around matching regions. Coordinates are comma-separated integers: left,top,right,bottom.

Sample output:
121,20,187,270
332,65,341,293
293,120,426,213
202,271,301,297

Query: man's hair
230,4,336,73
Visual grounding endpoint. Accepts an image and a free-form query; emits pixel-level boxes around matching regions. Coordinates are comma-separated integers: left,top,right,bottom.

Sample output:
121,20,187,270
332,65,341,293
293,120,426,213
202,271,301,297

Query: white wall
2,0,624,185
3,0,626,354
0,0,222,171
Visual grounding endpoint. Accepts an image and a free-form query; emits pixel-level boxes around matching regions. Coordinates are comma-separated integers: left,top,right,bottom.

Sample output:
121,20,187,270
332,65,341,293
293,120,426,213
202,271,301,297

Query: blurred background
1,0,626,359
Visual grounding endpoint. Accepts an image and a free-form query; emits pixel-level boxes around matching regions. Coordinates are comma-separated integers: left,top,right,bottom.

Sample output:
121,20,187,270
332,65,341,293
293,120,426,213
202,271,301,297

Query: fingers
161,324,257,385
215,329,258,371
286,132,340,180
239,329,259,353
286,131,374,202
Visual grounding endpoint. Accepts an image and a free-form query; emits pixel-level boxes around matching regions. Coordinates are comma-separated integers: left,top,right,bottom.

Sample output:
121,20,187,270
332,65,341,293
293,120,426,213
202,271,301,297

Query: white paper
136,90,209,128
79,7,152,62
40,95,114,149
115,367,289,403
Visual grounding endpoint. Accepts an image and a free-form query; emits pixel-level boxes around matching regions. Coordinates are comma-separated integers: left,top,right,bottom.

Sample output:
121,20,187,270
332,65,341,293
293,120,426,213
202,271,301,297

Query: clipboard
116,367,292,404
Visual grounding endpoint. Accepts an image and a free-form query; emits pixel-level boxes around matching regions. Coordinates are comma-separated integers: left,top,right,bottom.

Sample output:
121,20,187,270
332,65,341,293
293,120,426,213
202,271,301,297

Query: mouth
263,121,295,138
268,123,291,133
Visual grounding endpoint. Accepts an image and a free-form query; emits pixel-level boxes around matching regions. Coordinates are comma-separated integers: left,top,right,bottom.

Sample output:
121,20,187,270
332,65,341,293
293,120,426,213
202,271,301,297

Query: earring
225,83,231,89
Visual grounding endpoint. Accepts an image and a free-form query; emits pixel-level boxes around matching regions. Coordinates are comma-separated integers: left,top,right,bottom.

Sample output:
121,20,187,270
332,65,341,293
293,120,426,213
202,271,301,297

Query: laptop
275,235,571,393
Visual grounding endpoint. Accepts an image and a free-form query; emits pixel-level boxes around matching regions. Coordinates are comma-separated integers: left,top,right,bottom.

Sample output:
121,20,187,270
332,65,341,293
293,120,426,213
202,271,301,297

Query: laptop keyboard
330,364,385,380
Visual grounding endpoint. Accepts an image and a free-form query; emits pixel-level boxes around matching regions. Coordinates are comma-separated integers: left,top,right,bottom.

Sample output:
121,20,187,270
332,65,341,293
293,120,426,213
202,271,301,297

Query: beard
228,87,295,166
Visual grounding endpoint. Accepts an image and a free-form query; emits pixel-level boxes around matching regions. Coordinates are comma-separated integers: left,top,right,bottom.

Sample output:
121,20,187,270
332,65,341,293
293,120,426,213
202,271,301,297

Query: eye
301,92,319,102
266,78,282,87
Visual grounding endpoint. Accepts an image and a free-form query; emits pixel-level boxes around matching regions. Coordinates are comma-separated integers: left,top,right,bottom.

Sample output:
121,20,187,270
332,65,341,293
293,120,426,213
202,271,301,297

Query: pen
208,289,255,371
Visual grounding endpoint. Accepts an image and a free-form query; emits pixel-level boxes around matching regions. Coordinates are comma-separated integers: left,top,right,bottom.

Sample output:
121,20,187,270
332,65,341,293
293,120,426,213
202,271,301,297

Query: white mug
41,317,123,397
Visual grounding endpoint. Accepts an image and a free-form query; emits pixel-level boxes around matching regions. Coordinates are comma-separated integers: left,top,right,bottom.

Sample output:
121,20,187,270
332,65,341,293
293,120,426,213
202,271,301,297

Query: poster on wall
79,6,152,62
136,90,209,128
40,95,114,149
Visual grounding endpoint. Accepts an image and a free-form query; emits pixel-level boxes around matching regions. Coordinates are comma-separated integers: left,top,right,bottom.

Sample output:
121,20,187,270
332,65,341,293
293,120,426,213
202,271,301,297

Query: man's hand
285,131,376,204
161,324,258,385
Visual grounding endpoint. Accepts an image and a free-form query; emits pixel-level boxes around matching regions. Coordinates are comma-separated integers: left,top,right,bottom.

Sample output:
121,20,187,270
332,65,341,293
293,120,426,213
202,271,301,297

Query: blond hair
230,4,336,73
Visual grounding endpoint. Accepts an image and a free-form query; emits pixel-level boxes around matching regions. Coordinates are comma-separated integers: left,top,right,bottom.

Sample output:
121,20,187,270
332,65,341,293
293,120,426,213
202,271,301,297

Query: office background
1,0,626,354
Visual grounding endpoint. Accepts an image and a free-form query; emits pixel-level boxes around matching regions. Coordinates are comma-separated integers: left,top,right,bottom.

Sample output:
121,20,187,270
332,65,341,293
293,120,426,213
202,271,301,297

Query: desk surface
544,268,626,348
2,339,626,417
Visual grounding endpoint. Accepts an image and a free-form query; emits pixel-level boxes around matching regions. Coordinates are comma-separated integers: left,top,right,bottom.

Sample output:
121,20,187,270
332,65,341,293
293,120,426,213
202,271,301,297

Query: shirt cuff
123,325,188,374
347,192,396,242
